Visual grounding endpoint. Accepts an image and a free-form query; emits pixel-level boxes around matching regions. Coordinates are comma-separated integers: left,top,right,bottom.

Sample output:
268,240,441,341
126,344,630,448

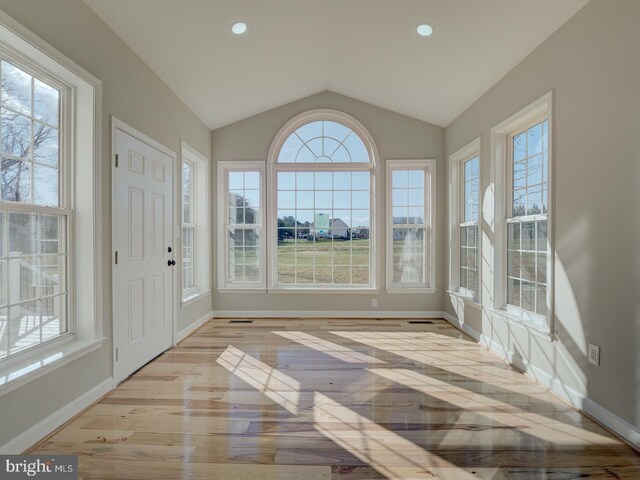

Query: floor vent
407,320,434,324
228,320,254,324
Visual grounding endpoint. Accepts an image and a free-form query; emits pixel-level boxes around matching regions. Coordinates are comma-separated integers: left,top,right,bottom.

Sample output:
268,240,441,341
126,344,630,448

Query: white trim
441,311,481,341
177,311,213,343
266,109,380,291
216,161,267,290
0,337,105,398
385,159,437,291
490,91,554,331
582,399,640,451
110,116,178,371
442,313,639,451
386,287,437,294
0,8,103,374
489,337,639,450
211,310,446,319
266,109,379,169
448,137,481,301
490,308,555,341
0,376,113,454
181,290,211,308
268,288,379,294
111,117,175,158
180,141,211,301
447,290,481,310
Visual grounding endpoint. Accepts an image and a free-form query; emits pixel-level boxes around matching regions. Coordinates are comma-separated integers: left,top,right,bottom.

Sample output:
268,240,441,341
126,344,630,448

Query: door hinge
115,153,119,168
114,251,118,265
115,347,119,362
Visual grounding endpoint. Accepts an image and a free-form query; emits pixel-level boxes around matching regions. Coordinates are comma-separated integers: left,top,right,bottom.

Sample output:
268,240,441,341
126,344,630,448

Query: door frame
111,116,178,382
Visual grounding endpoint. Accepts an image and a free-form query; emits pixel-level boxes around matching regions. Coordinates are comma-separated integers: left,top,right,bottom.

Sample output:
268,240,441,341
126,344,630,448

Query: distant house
352,227,369,239
309,218,350,239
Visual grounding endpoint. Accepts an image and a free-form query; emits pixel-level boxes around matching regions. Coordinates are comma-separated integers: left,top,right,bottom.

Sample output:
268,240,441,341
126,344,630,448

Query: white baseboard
441,312,481,341
442,313,640,451
583,398,640,450
177,311,214,342
211,310,446,319
0,377,114,454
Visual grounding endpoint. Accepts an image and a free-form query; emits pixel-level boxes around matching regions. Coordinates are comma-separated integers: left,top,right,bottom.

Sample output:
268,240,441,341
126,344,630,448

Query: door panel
114,127,174,384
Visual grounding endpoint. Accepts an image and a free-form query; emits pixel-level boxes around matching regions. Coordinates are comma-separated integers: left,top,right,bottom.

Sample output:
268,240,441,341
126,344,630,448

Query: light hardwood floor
31,319,640,479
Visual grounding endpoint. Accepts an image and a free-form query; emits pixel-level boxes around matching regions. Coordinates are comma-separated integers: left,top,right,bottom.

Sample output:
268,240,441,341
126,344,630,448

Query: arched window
268,110,377,289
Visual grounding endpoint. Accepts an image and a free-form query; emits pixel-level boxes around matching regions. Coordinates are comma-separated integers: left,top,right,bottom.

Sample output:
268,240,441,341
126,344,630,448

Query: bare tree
1,63,56,203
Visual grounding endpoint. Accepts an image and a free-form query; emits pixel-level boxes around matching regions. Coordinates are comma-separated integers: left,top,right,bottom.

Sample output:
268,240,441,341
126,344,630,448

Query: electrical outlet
588,343,600,366
371,298,378,308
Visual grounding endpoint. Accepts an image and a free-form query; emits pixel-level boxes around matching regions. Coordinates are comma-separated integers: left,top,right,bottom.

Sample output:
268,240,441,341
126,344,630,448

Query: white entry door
113,124,175,384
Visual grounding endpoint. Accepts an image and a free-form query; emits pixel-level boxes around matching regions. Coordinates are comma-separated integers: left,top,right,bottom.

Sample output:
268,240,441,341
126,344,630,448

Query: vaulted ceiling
83,0,589,129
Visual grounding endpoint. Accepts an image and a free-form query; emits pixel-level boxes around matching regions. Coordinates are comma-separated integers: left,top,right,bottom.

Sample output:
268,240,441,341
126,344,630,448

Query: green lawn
231,238,425,285
276,238,369,285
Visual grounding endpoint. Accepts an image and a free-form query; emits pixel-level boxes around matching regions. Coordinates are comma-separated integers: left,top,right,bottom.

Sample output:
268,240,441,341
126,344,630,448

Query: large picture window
0,57,69,361
268,111,377,290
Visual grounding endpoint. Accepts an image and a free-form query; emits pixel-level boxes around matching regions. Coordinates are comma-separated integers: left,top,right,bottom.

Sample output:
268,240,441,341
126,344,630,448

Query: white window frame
217,161,267,291
448,138,481,303
0,51,72,359
267,109,380,292
0,10,103,396
182,158,196,295
386,159,436,293
490,92,554,335
180,142,210,305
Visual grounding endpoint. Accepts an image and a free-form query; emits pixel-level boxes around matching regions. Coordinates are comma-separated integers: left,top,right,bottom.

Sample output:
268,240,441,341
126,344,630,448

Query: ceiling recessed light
231,22,247,35
417,24,433,37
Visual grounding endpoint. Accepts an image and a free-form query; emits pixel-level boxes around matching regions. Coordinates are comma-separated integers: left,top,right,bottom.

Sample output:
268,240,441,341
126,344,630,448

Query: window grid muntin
0,209,68,360
182,225,195,291
0,58,62,208
278,120,369,164
276,169,372,287
389,166,430,288
506,219,548,317
508,118,549,218
181,160,196,293
506,116,549,317
226,169,262,285
273,116,374,289
459,155,479,296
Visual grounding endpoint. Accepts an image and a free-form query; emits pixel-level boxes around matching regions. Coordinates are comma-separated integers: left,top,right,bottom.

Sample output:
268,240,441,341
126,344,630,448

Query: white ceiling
83,0,589,129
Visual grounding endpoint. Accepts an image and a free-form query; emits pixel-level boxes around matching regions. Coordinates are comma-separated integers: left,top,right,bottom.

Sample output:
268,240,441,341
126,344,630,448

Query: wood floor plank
29,318,640,479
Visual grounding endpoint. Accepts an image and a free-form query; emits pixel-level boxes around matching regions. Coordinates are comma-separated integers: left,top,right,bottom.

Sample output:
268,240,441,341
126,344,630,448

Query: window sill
0,336,107,398
182,290,211,307
447,290,481,309
269,287,380,295
490,308,555,341
386,287,437,294
217,288,267,294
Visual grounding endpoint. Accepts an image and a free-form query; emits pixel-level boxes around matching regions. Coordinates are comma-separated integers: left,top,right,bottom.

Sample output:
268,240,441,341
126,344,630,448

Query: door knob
167,259,176,266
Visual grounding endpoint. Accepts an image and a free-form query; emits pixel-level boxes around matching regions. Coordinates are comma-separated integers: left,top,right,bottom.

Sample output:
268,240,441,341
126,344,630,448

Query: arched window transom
277,121,370,164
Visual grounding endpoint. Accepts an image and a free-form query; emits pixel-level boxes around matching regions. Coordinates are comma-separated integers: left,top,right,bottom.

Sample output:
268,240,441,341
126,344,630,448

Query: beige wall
212,91,445,314
0,0,211,446
445,0,640,434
